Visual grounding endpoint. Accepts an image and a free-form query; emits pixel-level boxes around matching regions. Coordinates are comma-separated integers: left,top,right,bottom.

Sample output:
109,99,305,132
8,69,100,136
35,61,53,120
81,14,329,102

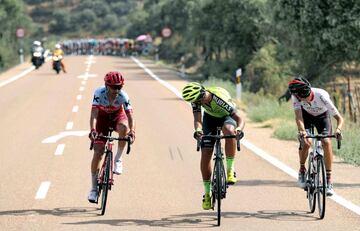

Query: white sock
115,147,125,162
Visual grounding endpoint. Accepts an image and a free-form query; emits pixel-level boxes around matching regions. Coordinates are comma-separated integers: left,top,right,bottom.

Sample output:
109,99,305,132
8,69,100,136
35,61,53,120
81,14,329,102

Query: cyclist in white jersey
288,76,344,196
87,71,136,203
182,82,245,210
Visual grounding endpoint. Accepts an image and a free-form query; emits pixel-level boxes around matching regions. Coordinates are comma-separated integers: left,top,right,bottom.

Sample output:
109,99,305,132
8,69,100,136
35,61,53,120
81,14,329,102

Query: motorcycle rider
52,43,67,73
31,41,45,68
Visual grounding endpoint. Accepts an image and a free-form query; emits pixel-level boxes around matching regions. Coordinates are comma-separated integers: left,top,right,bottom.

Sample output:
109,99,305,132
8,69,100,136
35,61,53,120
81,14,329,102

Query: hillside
24,0,138,37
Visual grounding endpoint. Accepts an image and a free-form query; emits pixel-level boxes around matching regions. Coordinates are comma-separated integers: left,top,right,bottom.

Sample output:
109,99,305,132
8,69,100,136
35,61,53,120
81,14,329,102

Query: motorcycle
52,55,62,74
31,48,44,69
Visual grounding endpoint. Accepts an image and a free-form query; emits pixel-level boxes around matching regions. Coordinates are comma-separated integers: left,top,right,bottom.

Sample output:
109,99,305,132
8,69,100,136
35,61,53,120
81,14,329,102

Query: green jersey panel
191,87,236,118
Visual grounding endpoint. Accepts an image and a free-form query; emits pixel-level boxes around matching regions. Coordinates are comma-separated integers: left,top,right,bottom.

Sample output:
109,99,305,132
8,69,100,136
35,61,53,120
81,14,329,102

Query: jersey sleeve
121,91,133,112
291,95,302,110
91,88,101,108
191,102,201,113
319,91,340,116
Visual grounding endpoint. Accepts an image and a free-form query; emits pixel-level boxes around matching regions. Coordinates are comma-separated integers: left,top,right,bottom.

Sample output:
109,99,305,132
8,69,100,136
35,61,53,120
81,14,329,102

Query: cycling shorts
302,109,332,135
201,112,237,148
94,111,128,145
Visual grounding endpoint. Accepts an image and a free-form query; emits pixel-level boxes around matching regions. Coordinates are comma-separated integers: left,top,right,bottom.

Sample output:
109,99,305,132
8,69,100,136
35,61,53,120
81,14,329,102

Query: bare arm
334,113,344,133
294,109,306,133
231,110,245,131
90,107,99,130
193,111,202,131
126,111,135,132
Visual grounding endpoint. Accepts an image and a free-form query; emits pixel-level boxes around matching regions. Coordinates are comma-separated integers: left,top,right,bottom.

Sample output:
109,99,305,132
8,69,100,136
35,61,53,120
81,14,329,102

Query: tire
215,159,222,226
307,153,316,213
316,157,326,219
100,151,112,215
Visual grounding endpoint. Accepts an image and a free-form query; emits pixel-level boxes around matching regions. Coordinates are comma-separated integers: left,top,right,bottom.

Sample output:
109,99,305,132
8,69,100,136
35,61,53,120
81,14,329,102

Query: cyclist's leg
114,112,128,174
201,113,217,209
316,113,333,184
89,118,109,201
222,116,237,162
201,113,217,182
91,143,105,183
89,142,105,202
222,117,238,183
300,110,312,168
115,118,128,160
298,110,312,188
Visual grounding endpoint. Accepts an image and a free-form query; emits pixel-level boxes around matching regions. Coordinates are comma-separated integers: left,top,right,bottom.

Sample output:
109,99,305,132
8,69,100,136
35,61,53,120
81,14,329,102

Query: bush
335,122,360,166
273,121,297,140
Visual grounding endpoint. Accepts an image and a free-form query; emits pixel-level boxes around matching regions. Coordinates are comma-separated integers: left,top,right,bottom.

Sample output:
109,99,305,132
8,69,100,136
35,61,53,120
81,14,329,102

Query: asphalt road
0,56,359,231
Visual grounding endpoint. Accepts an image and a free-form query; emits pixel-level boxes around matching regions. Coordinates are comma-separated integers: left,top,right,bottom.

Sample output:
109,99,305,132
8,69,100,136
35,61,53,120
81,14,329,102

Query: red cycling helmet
104,71,124,86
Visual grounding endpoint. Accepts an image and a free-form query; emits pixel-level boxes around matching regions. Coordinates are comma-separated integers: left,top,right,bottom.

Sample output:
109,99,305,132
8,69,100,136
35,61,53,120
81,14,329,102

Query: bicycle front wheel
307,153,316,213
100,151,112,215
316,157,326,219
214,159,226,226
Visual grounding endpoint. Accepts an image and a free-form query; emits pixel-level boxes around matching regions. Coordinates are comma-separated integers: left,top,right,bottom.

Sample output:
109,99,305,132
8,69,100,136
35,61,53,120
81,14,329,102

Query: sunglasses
109,85,122,90
194,90,206,103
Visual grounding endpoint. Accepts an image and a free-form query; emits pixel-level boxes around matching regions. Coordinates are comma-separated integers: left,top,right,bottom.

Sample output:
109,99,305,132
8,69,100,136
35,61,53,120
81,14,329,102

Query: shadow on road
60,210,317,228
0,207,318,228
235,179,297,188
0,207,99,218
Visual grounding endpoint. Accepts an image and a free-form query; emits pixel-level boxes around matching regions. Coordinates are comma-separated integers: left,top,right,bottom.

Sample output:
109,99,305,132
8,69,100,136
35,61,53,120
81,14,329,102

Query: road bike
300,125,341,219
90,127,132,215
197,127,243,226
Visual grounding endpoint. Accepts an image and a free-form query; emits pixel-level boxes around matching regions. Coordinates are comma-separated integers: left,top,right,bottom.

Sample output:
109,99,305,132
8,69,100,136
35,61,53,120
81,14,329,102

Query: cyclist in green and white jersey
182,82,245,210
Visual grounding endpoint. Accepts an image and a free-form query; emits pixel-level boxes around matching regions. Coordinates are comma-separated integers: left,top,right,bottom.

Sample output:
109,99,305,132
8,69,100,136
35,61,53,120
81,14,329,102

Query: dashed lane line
66,122,74,130
72,105,79,112
54,144,65,156
35,181,51,199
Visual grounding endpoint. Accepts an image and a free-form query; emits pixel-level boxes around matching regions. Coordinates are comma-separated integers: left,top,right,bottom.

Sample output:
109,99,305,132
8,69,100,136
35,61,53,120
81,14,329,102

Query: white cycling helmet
55,44,61,49
33,41,41,46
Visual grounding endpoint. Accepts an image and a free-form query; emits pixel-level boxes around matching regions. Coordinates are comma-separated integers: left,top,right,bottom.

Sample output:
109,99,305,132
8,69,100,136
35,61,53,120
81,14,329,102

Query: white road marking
35,181,51,199
65,122,73,130
76,95,82,100
77,73,97,79
131,56,360,217
0,56,52,88
55,144,65,155
131,57,182,99
79,86,85,91
0,66,35,88
42,130,89,143
72,105,79,112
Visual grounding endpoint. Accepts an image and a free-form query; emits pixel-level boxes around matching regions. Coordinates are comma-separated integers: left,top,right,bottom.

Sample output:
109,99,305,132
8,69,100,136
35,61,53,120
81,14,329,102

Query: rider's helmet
55,44,61,49
182,82,205,102
288,76,311,98
33,41,41,46
104,71,124,87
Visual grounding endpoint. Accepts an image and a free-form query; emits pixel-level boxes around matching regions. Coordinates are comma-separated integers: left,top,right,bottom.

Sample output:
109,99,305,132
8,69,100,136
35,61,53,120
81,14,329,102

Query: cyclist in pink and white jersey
87,71,136,203
288,76,344,196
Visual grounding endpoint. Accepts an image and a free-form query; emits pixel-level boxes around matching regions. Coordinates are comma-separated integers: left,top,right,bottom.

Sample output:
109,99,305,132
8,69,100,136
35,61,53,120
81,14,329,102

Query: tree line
127,0,360,95
2,0,360,96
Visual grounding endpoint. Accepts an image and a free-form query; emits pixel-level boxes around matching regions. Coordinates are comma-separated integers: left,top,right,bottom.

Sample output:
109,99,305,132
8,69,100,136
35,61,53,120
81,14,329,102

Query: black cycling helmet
288,76,311,98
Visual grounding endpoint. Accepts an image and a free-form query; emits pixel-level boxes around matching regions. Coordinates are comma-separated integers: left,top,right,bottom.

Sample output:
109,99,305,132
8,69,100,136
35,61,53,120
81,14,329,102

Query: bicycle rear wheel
316,157,326,219
307,153,316,213
100,151,112,215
